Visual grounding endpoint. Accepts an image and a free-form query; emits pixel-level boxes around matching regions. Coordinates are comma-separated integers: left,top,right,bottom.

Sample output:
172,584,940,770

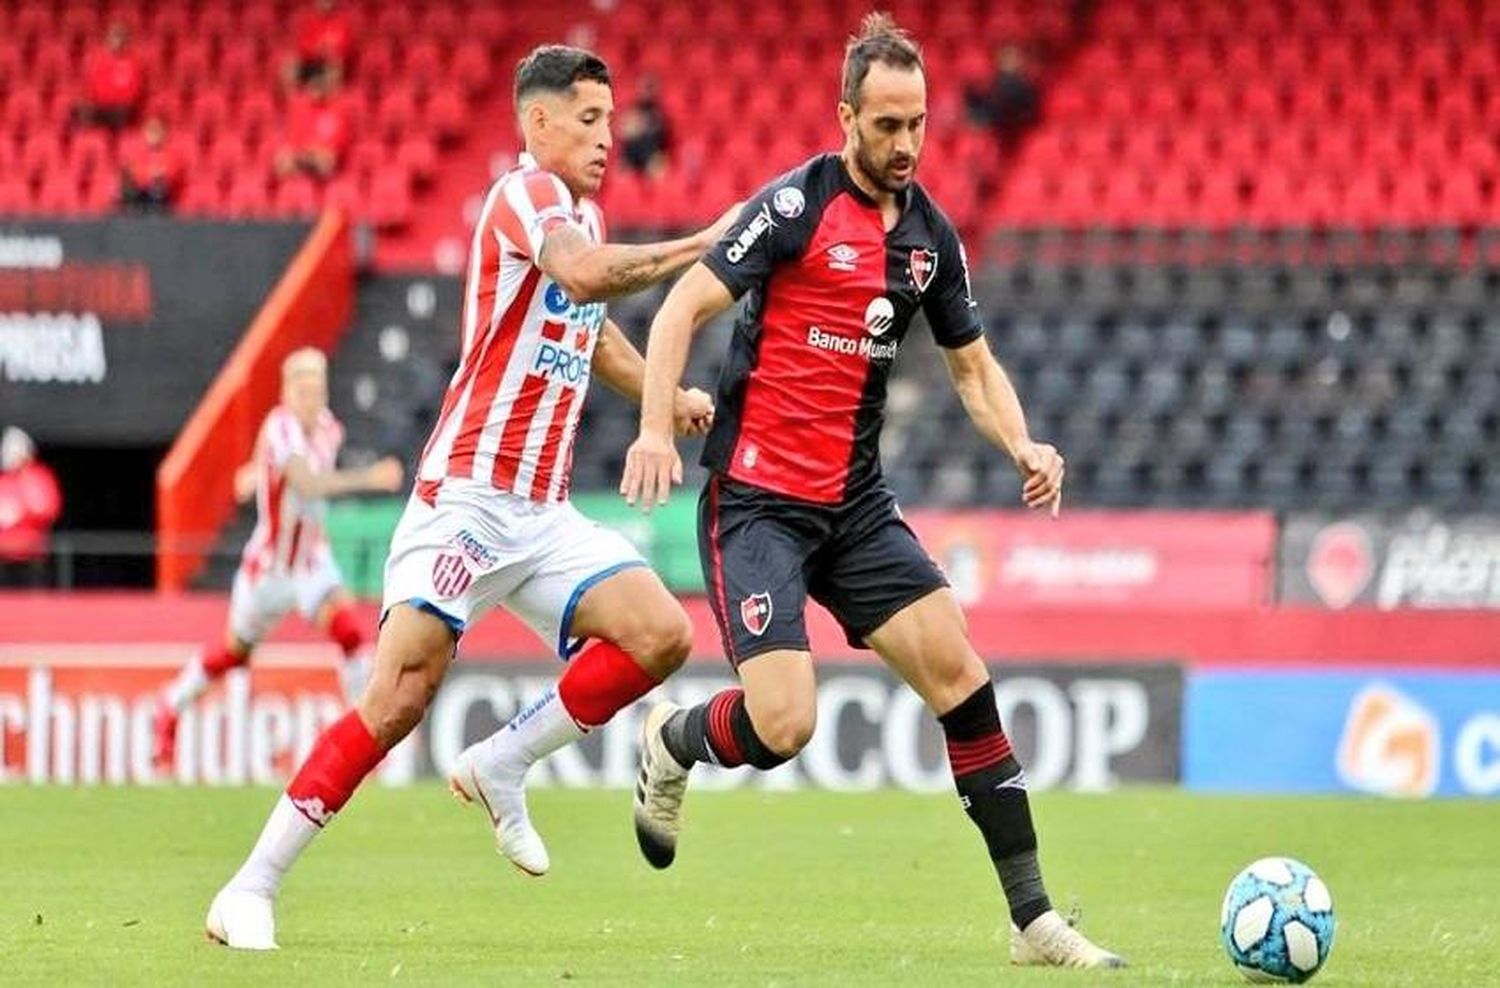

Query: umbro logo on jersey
909,248,938,293
826,243,859,272
740,592,773,636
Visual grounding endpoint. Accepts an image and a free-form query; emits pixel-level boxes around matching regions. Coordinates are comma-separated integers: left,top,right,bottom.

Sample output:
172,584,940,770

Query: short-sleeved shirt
241,405,344,579
414,153,607,506
700,153,983,504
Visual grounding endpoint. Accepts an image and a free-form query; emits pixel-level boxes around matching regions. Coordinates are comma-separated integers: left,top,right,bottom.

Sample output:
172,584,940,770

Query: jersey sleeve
263,410,310,470
921,217,985,349
700,174,816,300
492,170,579,263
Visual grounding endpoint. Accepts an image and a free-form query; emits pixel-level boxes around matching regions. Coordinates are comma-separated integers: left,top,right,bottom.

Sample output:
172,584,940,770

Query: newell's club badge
740,592,773,636
431,552,473,600
909,248,938,293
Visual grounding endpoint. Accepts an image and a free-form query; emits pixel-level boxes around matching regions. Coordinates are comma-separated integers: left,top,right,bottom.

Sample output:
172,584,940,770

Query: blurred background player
0,427,62,588
622,13,1121,972
202,44,735,949
152,348,404,768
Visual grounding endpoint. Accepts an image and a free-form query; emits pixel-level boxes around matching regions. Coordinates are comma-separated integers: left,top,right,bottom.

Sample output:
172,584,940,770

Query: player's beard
852,126,916,194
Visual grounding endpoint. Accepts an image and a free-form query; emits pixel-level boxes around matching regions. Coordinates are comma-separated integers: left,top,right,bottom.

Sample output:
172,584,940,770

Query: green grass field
2,786,1497,986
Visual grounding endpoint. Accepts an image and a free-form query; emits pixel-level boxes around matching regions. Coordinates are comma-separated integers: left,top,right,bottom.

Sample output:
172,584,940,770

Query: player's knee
620,606,693,677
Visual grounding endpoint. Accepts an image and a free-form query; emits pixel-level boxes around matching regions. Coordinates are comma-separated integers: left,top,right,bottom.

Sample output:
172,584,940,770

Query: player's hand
1014,441,1065,518
365,456,405,493
232,461,258,504
621,431,682,512
672,387,715,437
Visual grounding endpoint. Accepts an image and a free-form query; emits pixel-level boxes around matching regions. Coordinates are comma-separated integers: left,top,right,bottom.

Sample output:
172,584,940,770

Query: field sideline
3,786,1496,986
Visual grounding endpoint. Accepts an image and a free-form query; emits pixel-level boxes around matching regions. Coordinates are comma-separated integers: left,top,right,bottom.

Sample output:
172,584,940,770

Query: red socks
557,640,660,728
285,710,383,827
202,643,248,677
326,605,365,658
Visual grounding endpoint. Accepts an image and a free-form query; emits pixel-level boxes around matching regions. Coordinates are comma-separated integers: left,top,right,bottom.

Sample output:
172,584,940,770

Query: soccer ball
1220,857,1336,983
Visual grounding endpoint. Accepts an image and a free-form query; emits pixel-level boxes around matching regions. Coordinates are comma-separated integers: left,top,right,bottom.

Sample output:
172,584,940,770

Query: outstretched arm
592,318,715,436
539,205,738,304
283,455,405,500
941,337,1065,516
619,262,736,509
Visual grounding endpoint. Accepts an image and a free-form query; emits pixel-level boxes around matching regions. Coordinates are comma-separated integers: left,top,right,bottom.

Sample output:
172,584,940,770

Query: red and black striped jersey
699,153,983,504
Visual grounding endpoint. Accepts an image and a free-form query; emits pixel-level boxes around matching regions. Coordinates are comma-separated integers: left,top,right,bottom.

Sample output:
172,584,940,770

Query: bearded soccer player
621,14,1123,971
153,347,402,769
205,45,734,949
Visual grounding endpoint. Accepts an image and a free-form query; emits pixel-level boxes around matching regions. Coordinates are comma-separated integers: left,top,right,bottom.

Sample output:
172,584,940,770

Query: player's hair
514,45,611,106
282,347,327,380
840,11,924,110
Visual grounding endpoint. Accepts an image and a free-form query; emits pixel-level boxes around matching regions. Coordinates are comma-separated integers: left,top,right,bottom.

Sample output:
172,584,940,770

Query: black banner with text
0,219,309,444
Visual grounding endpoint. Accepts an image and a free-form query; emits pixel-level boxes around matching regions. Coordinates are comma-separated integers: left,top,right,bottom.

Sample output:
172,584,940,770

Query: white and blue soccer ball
1220,857,1336,983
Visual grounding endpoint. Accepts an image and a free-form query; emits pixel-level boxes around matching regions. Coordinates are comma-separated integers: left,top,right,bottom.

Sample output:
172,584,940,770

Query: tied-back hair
841,11,924,109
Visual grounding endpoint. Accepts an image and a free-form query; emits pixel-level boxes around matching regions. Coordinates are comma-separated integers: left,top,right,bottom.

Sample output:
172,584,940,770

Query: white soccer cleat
204,887,278,950
448,742,550,877
1010,909,1126,969
634,701,689,870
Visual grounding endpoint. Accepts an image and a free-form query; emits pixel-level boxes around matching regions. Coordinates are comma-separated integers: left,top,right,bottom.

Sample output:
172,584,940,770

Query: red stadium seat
322,173,364,214
69,130,114,177
404,39,445,90
369,166,413,229
396,135,439,185
0,175,31,213
4,86,45,133
273,175,321,217
82,172,120,215
450,40,492,96
218,38,263,90
20,133,66,184
178,177,224,216
34,172,84,215
172,38,214,90
376,86,420,140
463,6,507,44
357,37,398,83
225,172,272,217
374,7,417,41
425,85,467,144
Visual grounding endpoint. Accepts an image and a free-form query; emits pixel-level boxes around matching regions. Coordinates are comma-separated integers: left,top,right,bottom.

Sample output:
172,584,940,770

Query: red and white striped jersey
415,152,608,505
241,405,344,579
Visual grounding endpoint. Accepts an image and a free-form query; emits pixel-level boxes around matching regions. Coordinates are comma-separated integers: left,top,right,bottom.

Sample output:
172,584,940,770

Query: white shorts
381,480,646,658
229,550,344,645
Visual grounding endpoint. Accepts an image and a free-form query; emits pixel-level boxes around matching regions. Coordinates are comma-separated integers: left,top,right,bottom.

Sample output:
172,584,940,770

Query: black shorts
698,474,948,665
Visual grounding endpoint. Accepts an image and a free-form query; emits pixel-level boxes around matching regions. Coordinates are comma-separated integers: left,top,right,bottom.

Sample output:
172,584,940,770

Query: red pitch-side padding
155,210,354,593
2,592,1499,669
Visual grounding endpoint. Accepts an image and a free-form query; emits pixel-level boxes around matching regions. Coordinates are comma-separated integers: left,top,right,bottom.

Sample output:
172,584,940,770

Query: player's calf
660,686,807,770
154,641,251,768
938,680,1123,968
454,584,690,872
940,681,1051,929
208,605,452,946
634,686,805,870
